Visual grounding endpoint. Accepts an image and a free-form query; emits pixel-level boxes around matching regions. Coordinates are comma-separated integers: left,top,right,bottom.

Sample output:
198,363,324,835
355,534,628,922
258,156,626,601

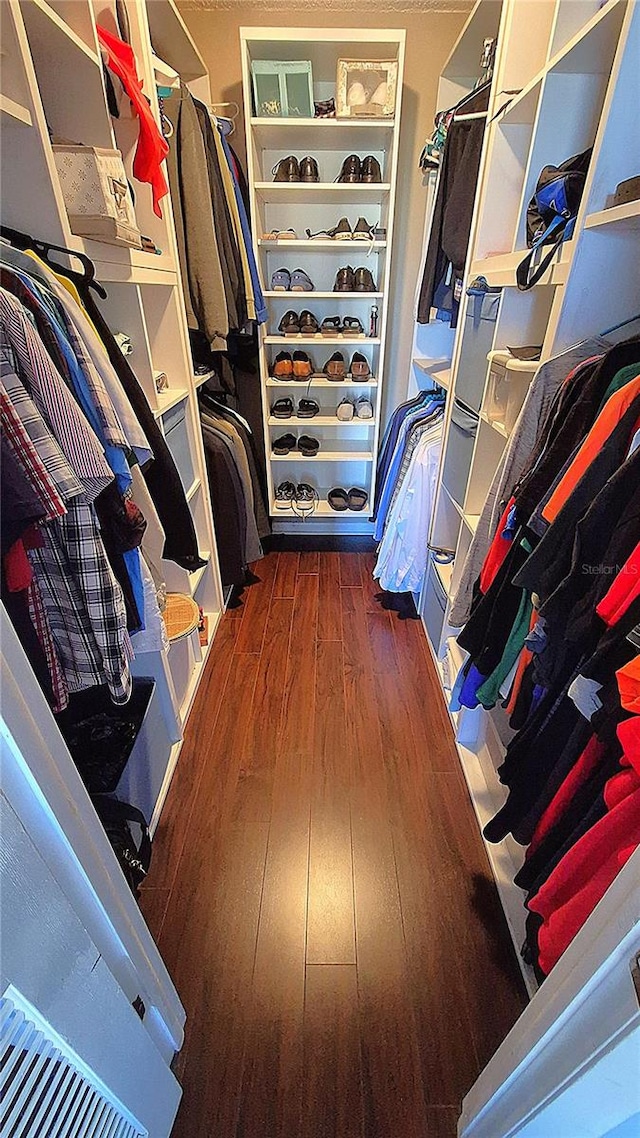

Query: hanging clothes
2,243,203,573
449,341,611,626
166,83,230,348
1,287,132,705
447,333,640,976
373,418,443,593
417,83,490,327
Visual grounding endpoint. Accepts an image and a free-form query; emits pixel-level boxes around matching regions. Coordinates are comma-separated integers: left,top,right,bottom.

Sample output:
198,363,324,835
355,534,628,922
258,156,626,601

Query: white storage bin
442,400,479,507
163,400,196,492
422,554,448,655
455,289,501,412
485,351,538,434
52,143,141,247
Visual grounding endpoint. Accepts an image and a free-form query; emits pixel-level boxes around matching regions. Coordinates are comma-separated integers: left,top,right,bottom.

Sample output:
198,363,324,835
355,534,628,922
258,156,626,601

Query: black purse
517,148,592,290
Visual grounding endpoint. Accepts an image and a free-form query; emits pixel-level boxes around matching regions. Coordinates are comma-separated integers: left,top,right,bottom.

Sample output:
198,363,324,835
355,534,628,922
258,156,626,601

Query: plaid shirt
1,291,132,703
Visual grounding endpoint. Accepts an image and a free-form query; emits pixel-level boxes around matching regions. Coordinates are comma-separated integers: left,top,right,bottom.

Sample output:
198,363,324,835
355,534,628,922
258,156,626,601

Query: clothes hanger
0,225,107,298
210,101,239,137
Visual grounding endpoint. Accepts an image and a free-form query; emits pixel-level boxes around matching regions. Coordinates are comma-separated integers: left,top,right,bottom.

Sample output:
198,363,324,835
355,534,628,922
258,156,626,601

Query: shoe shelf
255,183,392,204
258,238,387,249
264,335,381,346
271,448,375,462
268,415,374,427
250,116,396,150
272,496,372,520
263,290,384,300
265,376,378,388
242,25,405,531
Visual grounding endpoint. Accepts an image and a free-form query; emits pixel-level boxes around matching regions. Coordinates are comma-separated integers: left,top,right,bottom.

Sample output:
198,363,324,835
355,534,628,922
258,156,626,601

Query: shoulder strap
517,223,567,291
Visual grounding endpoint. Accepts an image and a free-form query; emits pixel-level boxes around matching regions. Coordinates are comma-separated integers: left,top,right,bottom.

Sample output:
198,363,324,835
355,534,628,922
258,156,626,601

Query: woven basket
161,593,199,642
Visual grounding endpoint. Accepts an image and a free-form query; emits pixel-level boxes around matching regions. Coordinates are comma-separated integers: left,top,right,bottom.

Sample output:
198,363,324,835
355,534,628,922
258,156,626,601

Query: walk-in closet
1,1,638,1136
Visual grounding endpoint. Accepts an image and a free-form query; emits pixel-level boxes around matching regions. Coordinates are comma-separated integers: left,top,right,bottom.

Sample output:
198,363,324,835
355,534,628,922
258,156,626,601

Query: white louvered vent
0,991,147,1138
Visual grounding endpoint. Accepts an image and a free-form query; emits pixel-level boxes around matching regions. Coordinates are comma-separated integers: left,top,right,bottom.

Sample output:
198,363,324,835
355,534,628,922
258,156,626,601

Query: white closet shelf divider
584,199,640,229
250,116,395,149
0,93,32,126
258,238,387,249
255,183,392,204
265,376,378,388
263,291,384,300
268,415,374,427
470,246,571,286
21,0,101,66
264,335,381,346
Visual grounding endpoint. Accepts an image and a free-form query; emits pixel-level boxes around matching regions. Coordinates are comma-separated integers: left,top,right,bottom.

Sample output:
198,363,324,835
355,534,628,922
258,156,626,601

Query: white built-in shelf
470,246,571,287
414,356,451,374
264,335,381,346
193,369,216,388
432,366,452,390
250,116,395,149
272,497,371,519
462,511,480,534
496,77,543,127
146,0,208,83
264,291,384,300
434,558,454,593
585,199,640,230
186,477,201,502
268,416,374,428
187,552,211,597
255,183,391,204
153,388,190,418
265,376,378,388
480,410,510,438
271,447,374,462
0,93,32,127
258,238,387,250
22,0,101,66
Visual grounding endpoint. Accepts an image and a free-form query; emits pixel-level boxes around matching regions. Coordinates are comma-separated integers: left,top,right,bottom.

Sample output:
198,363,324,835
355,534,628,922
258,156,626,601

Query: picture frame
336,59,398,118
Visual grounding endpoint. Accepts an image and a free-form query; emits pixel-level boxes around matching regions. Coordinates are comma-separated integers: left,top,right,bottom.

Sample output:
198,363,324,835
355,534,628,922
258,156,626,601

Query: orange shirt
542,374,640,524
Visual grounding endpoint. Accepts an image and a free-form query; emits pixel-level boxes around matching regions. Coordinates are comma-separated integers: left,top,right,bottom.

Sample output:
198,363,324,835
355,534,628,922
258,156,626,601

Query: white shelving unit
240,27,405,532
1,0,228,832
408,0,639,994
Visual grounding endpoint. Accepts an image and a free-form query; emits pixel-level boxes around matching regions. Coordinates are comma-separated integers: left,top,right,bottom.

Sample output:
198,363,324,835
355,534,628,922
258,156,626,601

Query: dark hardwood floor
140,551,527,1138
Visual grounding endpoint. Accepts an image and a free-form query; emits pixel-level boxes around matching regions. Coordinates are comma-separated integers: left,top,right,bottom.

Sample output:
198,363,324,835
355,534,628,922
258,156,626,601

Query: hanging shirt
96,25,169,217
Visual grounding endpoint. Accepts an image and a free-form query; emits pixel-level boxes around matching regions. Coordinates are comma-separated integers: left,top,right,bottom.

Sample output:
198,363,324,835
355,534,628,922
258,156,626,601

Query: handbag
516,148,592,290
92,795,152,896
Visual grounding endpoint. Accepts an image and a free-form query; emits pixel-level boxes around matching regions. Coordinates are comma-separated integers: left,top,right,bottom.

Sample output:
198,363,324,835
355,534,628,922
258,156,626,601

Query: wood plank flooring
140,552,527,1138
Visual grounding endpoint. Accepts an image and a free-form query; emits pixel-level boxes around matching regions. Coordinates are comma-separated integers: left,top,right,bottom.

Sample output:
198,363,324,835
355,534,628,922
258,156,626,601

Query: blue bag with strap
517,148,592,290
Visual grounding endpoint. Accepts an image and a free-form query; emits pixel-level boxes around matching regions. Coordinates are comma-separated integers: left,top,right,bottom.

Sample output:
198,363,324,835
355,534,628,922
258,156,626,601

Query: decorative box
336,60,398,118
251,60,314,118
52,144,141,248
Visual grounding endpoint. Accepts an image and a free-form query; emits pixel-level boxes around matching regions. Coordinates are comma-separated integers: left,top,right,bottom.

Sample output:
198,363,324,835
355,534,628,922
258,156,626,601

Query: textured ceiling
180,0,473,10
